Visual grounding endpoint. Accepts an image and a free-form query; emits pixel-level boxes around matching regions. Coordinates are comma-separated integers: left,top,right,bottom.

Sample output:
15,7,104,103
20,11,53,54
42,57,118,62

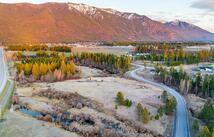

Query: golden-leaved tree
32,63,40,79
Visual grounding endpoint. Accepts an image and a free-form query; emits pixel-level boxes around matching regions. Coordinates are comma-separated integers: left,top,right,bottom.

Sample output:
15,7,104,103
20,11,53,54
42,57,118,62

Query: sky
0,0,213,33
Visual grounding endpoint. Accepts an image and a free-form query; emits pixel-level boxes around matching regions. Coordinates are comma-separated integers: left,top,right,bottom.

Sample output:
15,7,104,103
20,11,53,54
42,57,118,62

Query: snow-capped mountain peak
165,20,196,28
68,3,145,21
0,2,213,42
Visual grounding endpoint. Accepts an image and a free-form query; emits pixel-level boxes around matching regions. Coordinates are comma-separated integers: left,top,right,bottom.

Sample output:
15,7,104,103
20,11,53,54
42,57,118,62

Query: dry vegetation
12,72,172,137
6,48,171,137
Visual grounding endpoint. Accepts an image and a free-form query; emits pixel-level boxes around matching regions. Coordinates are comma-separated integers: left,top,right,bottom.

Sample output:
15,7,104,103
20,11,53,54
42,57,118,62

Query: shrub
155,114,160,120
124,99,132,107
115,105,118,110
158,106,165,117
116,92,125,105
198,126,211,137
116,92,132,107
192,120,199,133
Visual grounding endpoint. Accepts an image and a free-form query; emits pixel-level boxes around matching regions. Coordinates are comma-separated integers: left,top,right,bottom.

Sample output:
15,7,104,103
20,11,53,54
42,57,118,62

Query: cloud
191,0,214,11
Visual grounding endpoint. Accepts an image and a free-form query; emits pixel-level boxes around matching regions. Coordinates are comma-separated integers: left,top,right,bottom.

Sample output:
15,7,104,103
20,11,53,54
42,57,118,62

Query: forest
135,44,214,66
154,65,214,136
192,99,214,137
154,64,214,99
73,52,131,73
14,51,131,83
16,53,77,82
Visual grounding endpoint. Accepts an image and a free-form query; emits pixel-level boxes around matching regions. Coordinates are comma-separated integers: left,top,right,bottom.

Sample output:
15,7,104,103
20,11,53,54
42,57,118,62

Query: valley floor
2,66,172,137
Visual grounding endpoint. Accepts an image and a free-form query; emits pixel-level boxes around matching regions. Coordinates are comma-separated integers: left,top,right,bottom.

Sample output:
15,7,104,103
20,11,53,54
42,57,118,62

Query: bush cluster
116,92,132,108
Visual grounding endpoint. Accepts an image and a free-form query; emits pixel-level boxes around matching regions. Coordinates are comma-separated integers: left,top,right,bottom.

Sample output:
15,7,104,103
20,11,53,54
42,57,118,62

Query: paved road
0,48,7,94
0,48,14,117
127,64,190,137
0,80,14,109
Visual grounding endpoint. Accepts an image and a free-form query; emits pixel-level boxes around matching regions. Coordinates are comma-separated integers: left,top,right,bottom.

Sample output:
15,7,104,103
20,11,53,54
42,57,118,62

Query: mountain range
0,2,213,42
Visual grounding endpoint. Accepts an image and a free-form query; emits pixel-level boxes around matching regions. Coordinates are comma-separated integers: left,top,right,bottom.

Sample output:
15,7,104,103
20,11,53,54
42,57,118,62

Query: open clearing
16,76,170,135
187,94,206,114
71,45,133,55
9,65,171,136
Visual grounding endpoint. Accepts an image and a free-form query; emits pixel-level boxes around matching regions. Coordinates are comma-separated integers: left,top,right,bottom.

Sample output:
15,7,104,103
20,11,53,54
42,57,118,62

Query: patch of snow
101,8,122,16
121,13,135,20
122,13,145,21
128,13,134,20
102,8,117,14
68,3,145,21
171,20,180,25
167,20,196,29
102,8,145,21
68,3,105,20
68,3,97,16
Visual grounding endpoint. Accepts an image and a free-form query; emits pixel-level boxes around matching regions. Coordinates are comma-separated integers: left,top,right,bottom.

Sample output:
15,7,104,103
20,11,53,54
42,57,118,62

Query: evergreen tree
116,92,125,105
136,103,150,124
161,91,168,103
165,97,176,115
136,103,144,122
200,100,214,121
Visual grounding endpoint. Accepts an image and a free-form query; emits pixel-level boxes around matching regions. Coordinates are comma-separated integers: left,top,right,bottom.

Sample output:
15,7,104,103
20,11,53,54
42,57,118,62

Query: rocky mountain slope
165,20,214,41
0,2,213,42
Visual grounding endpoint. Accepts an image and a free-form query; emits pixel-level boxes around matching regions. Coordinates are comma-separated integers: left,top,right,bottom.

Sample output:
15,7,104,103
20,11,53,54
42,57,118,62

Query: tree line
6,44,71,52
73,52,131,73
15,51,131,83
135,44,176,54
136,45,214,66
164,49,214,66
191,73,214,98
103,42,208,47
